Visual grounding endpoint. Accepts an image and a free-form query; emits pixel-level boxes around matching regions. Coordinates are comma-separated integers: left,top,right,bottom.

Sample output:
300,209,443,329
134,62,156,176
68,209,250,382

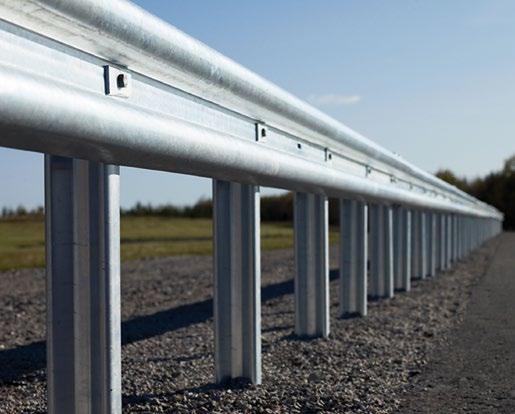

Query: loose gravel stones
0,240,498,413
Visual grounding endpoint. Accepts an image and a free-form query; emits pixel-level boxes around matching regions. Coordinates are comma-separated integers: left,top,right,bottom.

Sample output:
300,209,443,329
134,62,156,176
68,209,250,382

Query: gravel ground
0,237,499,413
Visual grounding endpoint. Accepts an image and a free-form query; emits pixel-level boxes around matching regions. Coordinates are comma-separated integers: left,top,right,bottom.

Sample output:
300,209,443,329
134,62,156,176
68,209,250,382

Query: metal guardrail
0,1,503,412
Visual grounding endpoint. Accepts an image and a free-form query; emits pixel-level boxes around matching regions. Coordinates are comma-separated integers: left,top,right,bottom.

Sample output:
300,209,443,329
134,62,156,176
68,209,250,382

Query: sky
2,0,514,210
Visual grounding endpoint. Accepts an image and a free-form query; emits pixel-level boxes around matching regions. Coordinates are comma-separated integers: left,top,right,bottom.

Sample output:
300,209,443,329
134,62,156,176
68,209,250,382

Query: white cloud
308,93,361,107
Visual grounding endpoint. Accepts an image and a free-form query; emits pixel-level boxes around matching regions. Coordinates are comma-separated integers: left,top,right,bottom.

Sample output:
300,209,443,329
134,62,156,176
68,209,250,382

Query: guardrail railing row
0,1,503,413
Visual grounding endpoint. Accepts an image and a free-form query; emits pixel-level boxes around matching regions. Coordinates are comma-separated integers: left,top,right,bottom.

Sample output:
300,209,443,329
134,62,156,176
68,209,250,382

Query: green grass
0,216,338,271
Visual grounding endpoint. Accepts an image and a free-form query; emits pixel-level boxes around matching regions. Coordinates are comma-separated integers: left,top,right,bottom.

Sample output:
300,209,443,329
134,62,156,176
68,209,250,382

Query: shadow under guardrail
0,269,339,383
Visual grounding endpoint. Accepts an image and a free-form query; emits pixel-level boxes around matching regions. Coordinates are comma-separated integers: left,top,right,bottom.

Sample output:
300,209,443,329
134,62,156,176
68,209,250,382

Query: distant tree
436,155,515,230
261,193,293,222
187,198,212,218
15,205,27,216
435,169,470,192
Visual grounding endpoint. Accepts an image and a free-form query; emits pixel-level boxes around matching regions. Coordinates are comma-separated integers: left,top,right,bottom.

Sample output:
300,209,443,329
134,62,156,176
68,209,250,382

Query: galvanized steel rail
0,1,503,412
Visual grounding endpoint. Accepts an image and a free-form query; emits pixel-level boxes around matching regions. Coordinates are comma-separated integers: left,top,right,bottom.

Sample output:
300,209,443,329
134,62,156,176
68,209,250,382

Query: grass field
0,216,338,271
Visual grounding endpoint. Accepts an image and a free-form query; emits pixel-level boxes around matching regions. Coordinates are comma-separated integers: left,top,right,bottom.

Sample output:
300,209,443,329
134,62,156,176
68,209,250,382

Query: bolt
117,73,128,89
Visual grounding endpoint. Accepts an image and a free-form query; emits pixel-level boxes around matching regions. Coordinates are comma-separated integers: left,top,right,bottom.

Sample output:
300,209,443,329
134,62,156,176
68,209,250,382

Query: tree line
436,156,514,229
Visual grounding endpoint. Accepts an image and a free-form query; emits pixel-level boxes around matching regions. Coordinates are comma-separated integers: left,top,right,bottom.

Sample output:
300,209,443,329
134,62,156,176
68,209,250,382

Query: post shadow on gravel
0,269,339,383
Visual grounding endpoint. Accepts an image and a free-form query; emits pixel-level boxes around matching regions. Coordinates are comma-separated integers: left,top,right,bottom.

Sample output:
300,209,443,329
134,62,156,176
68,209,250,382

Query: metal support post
460,216,467,259
294,193,329,337
446,214,452,269
45,156,121,414
401,209,412,291
427,212,436,277
393,206,403,290
435,213,441,269
469,217,473,253
418,211,427,279
370,204,385,298
411,210,420,279
456,215,462,260
467,217,471,254
452,215,458,261
339,199,368,317
439,213,447,270
383,206,394,298
213,180,261,384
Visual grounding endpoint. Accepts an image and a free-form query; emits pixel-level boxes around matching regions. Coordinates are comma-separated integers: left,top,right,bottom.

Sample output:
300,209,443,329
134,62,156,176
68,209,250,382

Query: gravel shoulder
398,232,515,414
0,237,503,413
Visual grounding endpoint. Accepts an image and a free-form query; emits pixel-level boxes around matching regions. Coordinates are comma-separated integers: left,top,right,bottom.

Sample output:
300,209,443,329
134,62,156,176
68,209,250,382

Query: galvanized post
427,212,436,277
477,218,480,248
446,214,452,268
435,213,441,269
383,206,394,298
411,210,420,279
461,216,467,257
478,218,481,245
466,216,470,254
452,215,458,262
478,218,481,246
418,211,427,279
393,206,403,290
213,180,261,384
462,215,466,259
370,204,385,298
476,218,480,247
402,209,412,291
45,156,121,414
294,193,329,337
439,213,447,270
339,199,368,317
469,217,474,253
456,215,462,260
462,216,466,258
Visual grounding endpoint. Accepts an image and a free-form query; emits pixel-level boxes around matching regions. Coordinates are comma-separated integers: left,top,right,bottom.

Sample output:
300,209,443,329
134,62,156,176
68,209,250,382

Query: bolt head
117,73,128,88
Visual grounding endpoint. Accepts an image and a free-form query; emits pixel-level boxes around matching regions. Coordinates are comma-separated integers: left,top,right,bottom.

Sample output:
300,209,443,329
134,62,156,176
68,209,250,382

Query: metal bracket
104,65,131,98
255,123,268,142
324,148,333,163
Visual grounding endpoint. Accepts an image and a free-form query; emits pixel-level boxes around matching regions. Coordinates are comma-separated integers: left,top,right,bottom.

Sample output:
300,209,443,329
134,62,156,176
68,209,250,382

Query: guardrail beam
213,180,261,384
45,156,121,414
339,199,368,317
294,193,329,338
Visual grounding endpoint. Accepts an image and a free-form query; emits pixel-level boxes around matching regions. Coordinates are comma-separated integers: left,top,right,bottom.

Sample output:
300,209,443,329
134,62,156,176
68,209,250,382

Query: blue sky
2,0,514,209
